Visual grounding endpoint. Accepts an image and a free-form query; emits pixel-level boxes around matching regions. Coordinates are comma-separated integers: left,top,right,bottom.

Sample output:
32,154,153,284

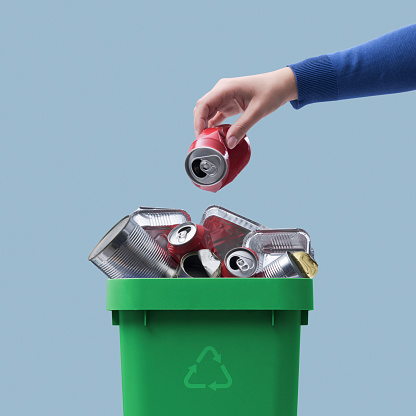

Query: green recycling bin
107,278,313,416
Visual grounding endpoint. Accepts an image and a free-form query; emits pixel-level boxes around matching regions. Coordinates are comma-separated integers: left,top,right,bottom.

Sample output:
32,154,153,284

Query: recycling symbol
184,346,232,391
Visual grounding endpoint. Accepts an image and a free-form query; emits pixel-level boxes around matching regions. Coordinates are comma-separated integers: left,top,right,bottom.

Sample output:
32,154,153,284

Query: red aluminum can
221,247,259,278
167,221,216,262
185,124,251,193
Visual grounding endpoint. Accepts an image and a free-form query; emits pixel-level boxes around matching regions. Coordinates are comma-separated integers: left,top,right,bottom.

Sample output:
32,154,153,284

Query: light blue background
1,1,415,415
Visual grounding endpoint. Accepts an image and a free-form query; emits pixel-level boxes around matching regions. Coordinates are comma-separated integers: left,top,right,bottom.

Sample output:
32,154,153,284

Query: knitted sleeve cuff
288,55,339,110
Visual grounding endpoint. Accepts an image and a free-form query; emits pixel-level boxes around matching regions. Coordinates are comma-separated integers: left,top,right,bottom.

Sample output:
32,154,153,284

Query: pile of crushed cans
88,205,318,279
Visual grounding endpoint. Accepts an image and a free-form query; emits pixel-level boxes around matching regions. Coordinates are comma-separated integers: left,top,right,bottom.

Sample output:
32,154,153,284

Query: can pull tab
199,157,219,176
235,255,255,272
177,226,192,243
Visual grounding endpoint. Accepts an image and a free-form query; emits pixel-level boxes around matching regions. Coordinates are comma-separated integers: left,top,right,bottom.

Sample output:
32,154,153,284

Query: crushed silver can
257,251,318,278
167,221,215,262
221,247,259,278
88,216,178,278
176,249,221,278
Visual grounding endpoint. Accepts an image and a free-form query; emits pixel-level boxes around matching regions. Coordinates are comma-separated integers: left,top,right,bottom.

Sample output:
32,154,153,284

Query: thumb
225,103,263,149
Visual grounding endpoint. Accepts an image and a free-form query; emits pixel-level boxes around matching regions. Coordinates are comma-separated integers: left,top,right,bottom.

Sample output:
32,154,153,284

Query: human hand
193,67,298,149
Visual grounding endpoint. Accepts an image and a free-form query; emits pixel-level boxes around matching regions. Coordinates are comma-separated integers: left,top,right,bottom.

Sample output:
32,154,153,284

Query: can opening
191,159,207,178
229,255,241,271
230,255,251,272
183,254,209,277
178,225,192,234
177,226,192,243
88,216,130,260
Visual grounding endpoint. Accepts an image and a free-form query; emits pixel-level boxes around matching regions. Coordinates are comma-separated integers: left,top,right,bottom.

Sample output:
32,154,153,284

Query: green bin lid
106,278,313,311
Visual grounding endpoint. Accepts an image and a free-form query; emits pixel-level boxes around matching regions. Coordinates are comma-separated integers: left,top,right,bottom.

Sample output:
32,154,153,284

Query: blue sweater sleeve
288,24,416,109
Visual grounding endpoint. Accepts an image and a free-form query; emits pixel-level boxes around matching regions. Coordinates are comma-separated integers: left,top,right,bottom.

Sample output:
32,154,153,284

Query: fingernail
227,136,237,149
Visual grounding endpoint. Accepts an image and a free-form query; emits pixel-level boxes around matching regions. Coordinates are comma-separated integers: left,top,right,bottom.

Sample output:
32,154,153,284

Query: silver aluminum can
88,216,178,278
222,248,258,278
177,250,221,278
260,251,303,278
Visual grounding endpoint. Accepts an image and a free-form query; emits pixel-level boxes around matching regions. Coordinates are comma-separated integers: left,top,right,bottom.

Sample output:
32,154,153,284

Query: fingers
194,80,238,138
193,100,210,138
226,102,264,149
208,111,227,128
193,94,224,138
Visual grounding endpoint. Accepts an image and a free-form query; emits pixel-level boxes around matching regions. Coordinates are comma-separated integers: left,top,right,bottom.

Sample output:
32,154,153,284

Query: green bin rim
106,278,313,311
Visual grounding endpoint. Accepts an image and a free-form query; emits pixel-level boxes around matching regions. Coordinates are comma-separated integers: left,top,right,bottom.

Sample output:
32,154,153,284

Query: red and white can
167,221,215,262
185,124,251,193
221,247,259,278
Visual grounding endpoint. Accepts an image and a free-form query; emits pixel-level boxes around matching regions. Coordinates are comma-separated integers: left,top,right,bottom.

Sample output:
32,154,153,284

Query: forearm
288,24,416,109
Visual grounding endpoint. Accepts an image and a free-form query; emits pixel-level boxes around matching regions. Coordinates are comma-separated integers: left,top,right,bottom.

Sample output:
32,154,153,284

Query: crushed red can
221,247,259,278
167,221,216,262
185,124,251,193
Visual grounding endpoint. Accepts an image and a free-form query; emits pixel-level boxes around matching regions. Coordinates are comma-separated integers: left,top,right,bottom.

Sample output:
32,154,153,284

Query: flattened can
221,247,259,278
167,221,215,262
185,124,251,193
176,249,221,278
